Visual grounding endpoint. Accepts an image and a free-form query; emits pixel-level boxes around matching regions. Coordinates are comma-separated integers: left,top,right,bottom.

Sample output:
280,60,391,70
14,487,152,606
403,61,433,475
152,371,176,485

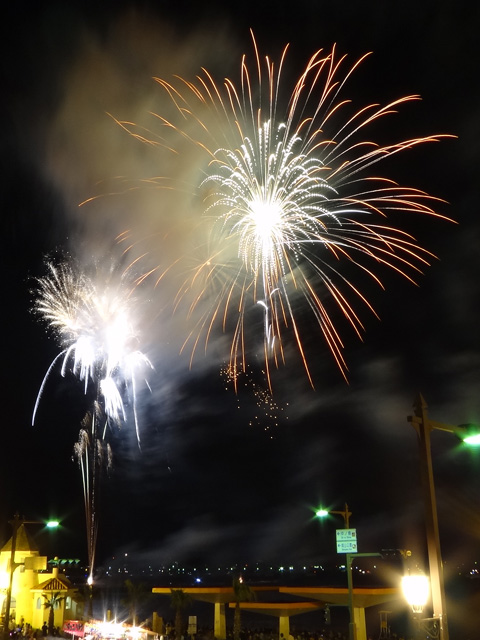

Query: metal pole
3,514,21,640
346,553,356,640
346,552,381,640
410,395,449,640
330,503,352,529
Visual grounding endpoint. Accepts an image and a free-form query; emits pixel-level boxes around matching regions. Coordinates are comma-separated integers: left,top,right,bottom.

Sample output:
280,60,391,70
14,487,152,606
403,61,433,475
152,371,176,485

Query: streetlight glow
458,424,480,446
402,574,430,613
46,521,60,528
315,503,352,528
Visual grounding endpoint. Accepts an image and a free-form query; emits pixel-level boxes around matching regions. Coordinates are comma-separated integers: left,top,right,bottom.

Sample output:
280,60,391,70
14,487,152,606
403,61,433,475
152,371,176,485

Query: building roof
1,524,39,554
32,575,73,593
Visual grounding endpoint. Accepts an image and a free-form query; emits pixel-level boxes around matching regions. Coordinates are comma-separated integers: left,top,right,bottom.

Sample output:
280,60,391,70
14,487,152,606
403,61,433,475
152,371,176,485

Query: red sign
63,621,85,637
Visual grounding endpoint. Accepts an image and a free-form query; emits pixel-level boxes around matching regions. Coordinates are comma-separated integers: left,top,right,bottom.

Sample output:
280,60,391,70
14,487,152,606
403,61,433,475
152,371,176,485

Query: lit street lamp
402,572,440,638
402,573,430,613
2,514,59,640
315,502,352,528
407,394,480,640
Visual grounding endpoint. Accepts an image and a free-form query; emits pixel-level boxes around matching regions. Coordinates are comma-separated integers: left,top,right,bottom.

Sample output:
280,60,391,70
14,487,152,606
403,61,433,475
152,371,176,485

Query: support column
152,613,164,635
353,607,366,640
214,602,226,640
279,616,290,640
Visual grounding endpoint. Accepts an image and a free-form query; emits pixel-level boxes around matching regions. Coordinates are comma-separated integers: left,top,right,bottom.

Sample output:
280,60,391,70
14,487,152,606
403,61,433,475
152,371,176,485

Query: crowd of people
176,628,368,640
161,625,411,640
4,621,62,640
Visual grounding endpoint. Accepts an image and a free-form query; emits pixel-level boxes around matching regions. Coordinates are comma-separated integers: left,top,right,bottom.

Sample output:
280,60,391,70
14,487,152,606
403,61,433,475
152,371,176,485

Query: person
42,623,48,638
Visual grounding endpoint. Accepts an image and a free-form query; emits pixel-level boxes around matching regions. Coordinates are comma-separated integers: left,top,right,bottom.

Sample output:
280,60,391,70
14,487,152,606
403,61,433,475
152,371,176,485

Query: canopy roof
152,585,401,612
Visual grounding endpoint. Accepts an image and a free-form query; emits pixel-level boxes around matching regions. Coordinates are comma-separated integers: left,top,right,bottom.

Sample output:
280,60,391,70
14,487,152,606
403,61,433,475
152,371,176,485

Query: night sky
1,0,479,588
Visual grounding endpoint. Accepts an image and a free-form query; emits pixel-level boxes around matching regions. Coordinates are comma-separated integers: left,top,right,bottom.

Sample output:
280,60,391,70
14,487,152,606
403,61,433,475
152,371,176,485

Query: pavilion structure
152,585,401,640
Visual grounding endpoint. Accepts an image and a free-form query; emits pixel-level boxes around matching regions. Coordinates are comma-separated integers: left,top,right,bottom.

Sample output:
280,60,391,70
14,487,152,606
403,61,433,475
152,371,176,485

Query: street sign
336,528,357,553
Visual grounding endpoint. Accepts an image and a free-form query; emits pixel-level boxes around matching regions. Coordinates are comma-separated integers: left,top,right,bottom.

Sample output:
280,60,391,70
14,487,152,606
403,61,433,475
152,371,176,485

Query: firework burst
32,260,152,435
120,32,453,385
32,259,152,579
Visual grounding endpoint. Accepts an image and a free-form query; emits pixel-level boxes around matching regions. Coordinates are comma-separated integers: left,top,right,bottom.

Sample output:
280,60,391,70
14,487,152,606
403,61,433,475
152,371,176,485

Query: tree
77,582,99,620
232,578,255,640
170,589,192,639
42,592,66,635
122,579,151,626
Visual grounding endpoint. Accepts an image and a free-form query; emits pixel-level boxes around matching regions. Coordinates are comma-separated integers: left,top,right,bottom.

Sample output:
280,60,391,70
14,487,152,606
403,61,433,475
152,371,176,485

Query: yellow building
0,524,84,633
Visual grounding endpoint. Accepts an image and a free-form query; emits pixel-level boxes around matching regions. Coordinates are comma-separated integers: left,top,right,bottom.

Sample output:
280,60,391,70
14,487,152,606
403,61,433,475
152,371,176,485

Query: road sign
336,528,357,553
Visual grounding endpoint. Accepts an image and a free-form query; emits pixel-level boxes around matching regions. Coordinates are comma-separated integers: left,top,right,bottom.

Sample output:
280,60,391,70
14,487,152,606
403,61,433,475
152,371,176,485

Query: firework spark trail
221,363,287,436
72,408,113,586
33,259,152,579
120,33,454,386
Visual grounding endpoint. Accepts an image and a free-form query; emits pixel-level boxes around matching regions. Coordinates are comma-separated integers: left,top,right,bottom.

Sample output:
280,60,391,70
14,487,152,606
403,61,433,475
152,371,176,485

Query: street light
402,572,440,638
2,513,59,640
402,573,430,614
407,394,480,640
315,502,352,528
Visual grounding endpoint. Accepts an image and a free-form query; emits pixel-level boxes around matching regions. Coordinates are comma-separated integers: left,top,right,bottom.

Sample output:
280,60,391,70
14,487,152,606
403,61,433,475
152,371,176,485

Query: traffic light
324,605,331,624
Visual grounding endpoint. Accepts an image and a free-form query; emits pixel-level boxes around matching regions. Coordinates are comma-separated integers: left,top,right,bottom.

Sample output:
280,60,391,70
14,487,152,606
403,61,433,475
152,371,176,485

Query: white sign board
188,616,197,634
336,528,357,553
24,555,47,570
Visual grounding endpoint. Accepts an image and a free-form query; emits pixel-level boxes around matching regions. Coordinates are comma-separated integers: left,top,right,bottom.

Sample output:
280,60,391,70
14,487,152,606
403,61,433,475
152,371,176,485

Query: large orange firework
119,31,453,386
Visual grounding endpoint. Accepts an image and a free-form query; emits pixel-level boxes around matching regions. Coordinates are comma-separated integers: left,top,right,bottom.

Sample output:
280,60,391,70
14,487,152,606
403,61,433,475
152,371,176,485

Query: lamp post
316,504,365,640
2,514,59,640
407,394,480,640
3,513,21,640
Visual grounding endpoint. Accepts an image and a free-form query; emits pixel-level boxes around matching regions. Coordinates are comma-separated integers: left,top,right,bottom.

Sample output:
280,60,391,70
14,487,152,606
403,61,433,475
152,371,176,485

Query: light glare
402,574,429,612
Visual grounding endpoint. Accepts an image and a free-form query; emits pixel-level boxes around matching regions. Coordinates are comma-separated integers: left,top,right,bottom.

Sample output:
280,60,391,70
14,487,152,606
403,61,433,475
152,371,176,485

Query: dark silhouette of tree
76,582,99,620
122,579,151,625
233,578,255,640
170,589,192,639
42,592,66,635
